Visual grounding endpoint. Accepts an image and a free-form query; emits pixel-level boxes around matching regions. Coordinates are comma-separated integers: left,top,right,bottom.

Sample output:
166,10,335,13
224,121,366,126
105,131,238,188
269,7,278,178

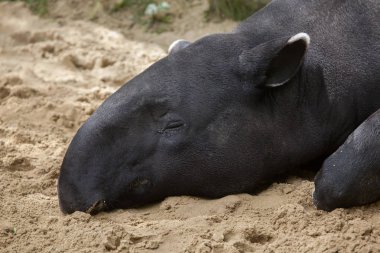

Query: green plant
206,0,270,21
111,0,154,14
0,0,48,15
112,0,173,33
27,0,48,15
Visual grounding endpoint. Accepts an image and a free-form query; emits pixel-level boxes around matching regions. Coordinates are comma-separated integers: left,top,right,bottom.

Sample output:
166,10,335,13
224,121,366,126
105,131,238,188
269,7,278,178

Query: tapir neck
262,64,356,172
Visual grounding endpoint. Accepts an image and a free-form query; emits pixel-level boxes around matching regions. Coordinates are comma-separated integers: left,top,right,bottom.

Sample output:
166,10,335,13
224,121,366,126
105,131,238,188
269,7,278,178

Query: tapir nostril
86,199,107,215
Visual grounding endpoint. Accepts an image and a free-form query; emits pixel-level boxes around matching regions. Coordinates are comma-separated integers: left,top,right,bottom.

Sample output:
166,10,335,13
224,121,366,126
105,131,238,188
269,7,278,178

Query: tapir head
58,32,310,214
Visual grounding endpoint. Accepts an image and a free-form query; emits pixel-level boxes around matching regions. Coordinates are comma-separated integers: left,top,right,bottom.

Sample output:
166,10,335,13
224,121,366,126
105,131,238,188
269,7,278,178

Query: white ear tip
168,39,187,53
288,32,310,46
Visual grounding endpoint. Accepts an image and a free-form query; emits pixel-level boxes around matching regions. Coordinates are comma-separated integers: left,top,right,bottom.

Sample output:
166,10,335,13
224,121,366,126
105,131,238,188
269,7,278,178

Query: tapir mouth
85,199,108,215
75,178,151,215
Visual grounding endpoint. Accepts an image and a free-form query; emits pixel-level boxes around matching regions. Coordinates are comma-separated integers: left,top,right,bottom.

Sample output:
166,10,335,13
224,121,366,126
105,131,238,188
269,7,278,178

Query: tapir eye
165,120,185,130
157,119,185,134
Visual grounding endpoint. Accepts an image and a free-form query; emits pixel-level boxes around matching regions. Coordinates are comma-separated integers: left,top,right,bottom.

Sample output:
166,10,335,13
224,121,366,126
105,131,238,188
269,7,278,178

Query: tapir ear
168,39,192,54
239,33,310,88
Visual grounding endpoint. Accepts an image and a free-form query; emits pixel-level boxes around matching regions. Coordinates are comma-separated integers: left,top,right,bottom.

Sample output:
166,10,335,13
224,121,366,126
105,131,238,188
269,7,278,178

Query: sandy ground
1,2,380,253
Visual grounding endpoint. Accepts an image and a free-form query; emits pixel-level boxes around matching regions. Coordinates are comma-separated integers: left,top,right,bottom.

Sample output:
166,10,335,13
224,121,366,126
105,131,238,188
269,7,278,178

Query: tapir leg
313,109,380,211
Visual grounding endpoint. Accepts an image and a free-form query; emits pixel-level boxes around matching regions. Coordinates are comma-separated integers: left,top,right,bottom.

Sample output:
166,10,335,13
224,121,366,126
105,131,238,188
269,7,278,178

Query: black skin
58,0,380,214
314,109,380,211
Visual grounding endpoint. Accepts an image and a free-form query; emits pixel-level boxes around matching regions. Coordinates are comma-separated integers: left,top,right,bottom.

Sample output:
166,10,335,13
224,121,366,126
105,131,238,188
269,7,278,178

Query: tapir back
237,0,380,132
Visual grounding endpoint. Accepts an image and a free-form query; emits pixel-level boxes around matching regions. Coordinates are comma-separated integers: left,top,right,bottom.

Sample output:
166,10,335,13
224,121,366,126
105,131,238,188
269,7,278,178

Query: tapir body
58,0,380,214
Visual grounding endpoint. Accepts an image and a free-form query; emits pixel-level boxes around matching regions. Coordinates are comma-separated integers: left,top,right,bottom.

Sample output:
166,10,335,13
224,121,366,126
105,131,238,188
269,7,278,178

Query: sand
1,2,380,253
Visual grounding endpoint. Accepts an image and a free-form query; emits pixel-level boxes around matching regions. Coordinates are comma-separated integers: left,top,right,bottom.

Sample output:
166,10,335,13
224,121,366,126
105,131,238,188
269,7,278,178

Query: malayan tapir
58,0,380,214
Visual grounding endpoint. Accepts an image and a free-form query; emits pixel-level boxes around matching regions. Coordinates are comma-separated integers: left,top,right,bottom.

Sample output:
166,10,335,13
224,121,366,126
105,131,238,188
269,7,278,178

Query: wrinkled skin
58,0,380,214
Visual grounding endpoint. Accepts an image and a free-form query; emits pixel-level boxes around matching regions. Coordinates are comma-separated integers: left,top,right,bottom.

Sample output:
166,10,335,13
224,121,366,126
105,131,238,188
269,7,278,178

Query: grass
206,0,270,21
111,0,154,13
27,0,48,15
1,0,171,33
1,0,270,32
0,0,48,15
